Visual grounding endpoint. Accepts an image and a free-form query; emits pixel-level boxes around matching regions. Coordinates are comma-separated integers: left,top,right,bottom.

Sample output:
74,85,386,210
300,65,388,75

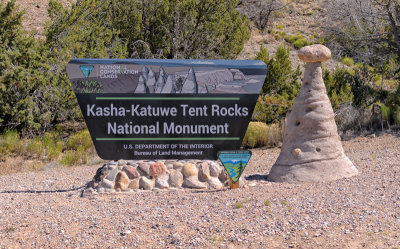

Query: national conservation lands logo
67,59,267,160
218,150,252,183
80,65,94,78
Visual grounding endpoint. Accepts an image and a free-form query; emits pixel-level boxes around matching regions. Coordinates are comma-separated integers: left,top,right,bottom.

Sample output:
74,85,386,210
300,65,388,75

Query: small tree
47,0,250,59
0,0,77,134
323,0,400,92
252,45,301,123
238,0,285,32
46,0,130,62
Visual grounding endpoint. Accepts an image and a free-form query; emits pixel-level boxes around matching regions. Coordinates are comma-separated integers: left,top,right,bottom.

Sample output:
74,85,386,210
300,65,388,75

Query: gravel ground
0,134,399,248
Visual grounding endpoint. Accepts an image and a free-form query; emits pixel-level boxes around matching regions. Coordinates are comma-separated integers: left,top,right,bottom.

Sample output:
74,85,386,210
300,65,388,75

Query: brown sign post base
229,179,240,189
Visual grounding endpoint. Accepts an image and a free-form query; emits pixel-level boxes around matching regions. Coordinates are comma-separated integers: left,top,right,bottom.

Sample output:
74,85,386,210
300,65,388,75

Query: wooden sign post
229,179,240,189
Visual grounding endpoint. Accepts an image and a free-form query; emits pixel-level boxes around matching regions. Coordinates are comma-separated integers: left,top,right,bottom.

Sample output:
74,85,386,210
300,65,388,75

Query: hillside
6,0,74,38
11,0,343,69
237,0,343,70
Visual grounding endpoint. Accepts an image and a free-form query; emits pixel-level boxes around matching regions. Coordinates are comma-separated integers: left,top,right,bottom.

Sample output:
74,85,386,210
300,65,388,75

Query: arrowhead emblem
80,65,94,78
218,150,252,183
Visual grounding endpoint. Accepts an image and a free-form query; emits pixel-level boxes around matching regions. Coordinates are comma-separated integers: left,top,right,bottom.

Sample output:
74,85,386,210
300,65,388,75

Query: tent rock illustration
268,44,358,183
155,66,167,93
146,68,156,93
181,68,198,94
134,75,146,93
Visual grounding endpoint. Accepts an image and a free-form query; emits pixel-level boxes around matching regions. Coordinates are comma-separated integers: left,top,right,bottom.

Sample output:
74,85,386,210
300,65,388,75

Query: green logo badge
218,150,252,183
80,65,94,78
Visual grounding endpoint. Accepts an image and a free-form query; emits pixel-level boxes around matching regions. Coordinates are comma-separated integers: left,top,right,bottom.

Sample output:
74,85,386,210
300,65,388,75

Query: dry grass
0,129,103,175
242,122,285,148
0,157,45,175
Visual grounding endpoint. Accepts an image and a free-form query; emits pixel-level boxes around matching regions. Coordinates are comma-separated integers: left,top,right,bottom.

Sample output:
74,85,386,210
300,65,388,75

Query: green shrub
323,68,355,110
62,129,93,165
253,45,301,125
380,104,391,121
284,34,310,49
0,130,23,155
42,132,57,148
27,136,44,157
26,132,64,159
317,37,326,44
341,57,354,66
47,0,250,60
255,45,301,98
235,201,243,209
60,150,80,166
60,145,88,166
243,122,284,148
0,129,95,165
304,10,313,16
293,39,308,49
395,108,400,126
46,140,64,160
66,129,93,151
0,0,80,134
243,122,268,148
380,94,400,125
276,24,283,29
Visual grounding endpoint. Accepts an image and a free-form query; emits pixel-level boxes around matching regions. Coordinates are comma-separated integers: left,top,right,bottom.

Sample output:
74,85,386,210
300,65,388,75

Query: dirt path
1,134,400,248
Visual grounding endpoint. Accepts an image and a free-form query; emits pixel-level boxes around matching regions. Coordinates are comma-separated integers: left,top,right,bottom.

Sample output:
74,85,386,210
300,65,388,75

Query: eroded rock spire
268,44,358,183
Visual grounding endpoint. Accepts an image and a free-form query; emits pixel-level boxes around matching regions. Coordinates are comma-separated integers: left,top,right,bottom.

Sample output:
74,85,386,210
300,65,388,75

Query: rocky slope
5,0,74,38
10,0,344,70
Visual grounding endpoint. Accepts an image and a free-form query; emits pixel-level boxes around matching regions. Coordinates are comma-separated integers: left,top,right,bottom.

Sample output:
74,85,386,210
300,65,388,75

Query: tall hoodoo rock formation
268,44,358,183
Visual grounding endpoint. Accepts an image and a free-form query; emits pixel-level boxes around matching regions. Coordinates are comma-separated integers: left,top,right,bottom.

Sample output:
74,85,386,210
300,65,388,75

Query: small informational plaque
67,59,266,160
218,150,252,183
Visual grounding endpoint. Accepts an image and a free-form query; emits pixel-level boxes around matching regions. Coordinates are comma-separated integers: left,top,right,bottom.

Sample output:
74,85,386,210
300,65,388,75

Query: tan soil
1,134,399,248
5,0,74,38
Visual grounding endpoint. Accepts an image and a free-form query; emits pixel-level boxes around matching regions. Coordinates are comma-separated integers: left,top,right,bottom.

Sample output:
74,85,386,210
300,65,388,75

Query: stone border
82,159,247,196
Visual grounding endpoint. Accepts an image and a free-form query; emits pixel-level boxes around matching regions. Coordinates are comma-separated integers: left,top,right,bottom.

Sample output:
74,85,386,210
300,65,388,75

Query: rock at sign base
155,178,169,189
198,162,210,181
169,170,183,188
183,163,198,177
183,176,207,189
123,166,140,179
150,162,167,177
207,177,224,189
209,162,221,177
140,176,155,190
173,162,184,169
98,178,114,189
82,187,95,197
128,178,139,189
118,159,127,166
94,164,110,182
218,167,229,183
86,180,96,189
138,162,150,176
105,168,119,182
115,172,129,190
